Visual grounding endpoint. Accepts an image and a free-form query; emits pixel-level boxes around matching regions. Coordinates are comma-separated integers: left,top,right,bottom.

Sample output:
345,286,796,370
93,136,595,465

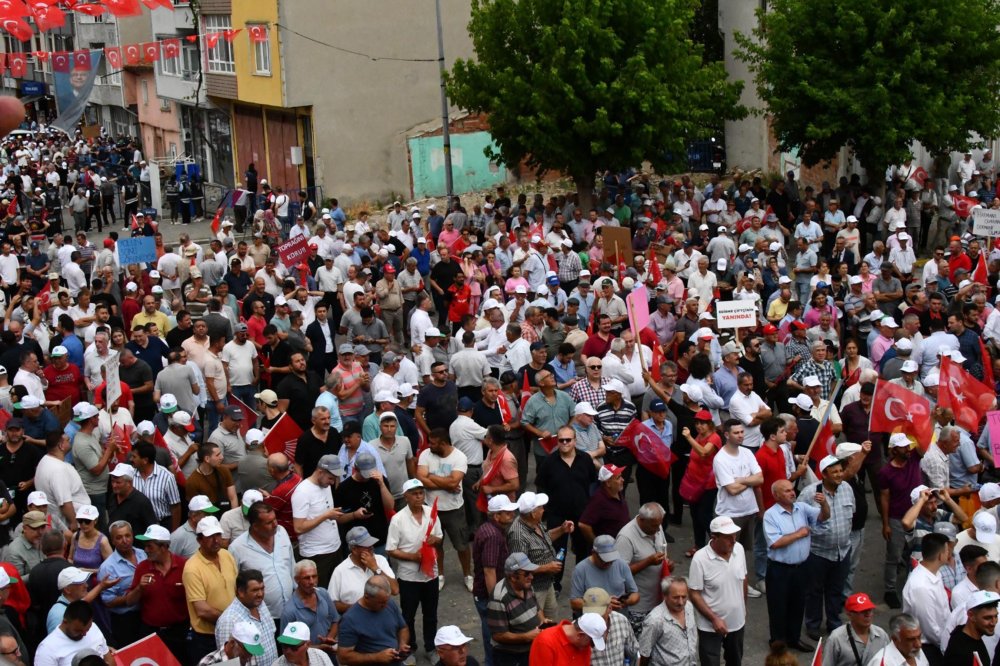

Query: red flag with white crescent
419,497,439,578
140,0,174,9
953,194,978,219
36,282,51,313
648,246,663,284
142,41,160,61
103,0,142,16
205,32,221,49
161,37,180,59
616,418,674,478
519,372,532,412
211,208,222,235
870,379,935,450
2,19,33,43
72,2,106,17
809,416,837,470
73,49,91,71
497,391,512,424
0,0,26,18
29,2,64,31
939,355,995,433
223,28,241,42
52,50,70,72
123,43,141,65
650,343,666,382
248,25,268,43
112,633,181,666
104,46,121,70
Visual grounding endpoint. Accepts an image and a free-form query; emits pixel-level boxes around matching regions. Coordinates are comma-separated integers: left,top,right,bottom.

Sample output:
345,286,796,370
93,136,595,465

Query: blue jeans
231,384,257,412
475,596,494,666
205,397,227,438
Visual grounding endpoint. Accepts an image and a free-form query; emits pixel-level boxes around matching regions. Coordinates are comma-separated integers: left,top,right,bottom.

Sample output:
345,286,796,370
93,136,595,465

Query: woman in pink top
461,248,484,313
437,218,461,251
503,265,530,299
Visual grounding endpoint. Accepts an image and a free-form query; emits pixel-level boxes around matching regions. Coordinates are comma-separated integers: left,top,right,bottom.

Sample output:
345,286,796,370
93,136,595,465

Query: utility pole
434,0,454,204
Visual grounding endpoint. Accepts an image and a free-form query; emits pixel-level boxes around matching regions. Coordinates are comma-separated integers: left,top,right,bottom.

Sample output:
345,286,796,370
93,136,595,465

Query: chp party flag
262,412,303,457
939,355,995,433
419,497,440,578
615,418,674,479
114,633,182,666
226,391,259,439
870,379,934,449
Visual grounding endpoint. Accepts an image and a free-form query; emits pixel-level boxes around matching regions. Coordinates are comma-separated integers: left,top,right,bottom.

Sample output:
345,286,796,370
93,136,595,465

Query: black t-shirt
0,443,41,516
737,356,767,397
262,340,293,372
430,259,461,292
944,625,989,665
472,400,503,429
277,371,324,432
107,490,159,539
795,417,819,456
416,381,458,431
295,428,342,479
166,326,194,349
335,477,389,543
27,557,70,619
535,451,597,520
120,358,155,421
517,363,555,390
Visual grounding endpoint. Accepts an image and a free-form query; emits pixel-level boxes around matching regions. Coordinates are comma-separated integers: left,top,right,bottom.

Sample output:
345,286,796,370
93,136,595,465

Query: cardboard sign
987,410,1000,468
600,226,633,267
104,354,121,409
276,236,310,268
973,208,1000,238
116,236,158,265
715,299,758,329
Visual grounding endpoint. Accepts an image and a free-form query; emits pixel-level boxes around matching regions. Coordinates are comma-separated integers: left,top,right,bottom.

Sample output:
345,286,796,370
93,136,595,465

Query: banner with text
117,236,158,265
715,300,758,329
973,208,1000,238
987,411,1000,467
276,236,310,268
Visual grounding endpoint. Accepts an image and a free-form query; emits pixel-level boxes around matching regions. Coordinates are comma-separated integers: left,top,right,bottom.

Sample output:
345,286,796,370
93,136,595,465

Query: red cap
694,409,713,422
103,238,114,248
791,321,808,331
297,263,310,271
845,593,876,612
384,265,396,274
762,324,778,335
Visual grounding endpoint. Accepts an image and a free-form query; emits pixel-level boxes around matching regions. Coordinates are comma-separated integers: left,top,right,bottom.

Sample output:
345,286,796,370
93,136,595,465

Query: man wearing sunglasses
486,552,544,666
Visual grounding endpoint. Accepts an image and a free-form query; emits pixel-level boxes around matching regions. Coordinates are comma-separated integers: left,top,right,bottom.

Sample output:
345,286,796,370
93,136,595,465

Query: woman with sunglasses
67,505,111,569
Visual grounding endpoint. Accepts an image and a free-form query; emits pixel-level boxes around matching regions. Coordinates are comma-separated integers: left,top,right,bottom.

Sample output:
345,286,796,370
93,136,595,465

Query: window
181,44,198,80
159,53,179,77
249,25,270,75
141,80,148,105
204,15,234,74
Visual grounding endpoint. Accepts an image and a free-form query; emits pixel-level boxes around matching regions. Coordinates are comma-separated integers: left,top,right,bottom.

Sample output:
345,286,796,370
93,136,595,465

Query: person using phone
334,452,394,554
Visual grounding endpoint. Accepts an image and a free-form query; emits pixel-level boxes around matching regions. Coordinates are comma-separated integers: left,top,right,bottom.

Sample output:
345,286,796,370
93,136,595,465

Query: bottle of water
624,658,632,666
556,548,566,562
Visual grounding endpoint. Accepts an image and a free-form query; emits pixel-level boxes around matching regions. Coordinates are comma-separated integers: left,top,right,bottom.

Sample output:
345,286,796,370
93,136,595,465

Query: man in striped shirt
487,552,545,666
131,440,182,530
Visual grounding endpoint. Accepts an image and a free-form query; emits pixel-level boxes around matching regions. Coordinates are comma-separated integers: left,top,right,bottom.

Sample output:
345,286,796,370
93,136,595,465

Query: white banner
104,353,121,409
973,208,1000,238
715,300,758,329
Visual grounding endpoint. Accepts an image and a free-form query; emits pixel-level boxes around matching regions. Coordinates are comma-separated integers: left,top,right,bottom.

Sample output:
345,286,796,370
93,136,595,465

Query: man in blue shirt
98,520,148,647
763,479,829,652
637,399,674,530
337,574,409,664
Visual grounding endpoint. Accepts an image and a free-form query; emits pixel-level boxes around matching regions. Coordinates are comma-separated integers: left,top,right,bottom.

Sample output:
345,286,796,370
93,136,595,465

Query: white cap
136,420,156,436
109,464,135,479
889,433,912,448
802,376,821,388
242,489,264,509
135,524,171,542
487,495,519,513
57,567,92,590
738,243,752,253
881,317,899,328
434,625,475,647
0,570,15,589
26,491,47,507
15,395,42,409
846,215,858,223
818,455,842,472
196,516,223,537
125,281,137,292
849,275,863,285
76,504,99,521
402,478,424,493
159,394,179,412
679,383,704,403
530,234,542,243
278,621,311,647
574,402,598,416
901,360,918,373
981,483,1000,503
966,590,1000,612
909,484,932,505
482,298,501,310
835,442,863,459
699,224,709,231
769,241,782,253
709,516,741,534
73,402,99,420
517,491,549,513
577,614,607,651
974,511,998,544
188,495,218,514
397,383,418,398
778,275,792,285
716,258,727,271
604,379,626,395
898,232,911,241
923,372,940,388
245,428,265,446
789,394,812,411
944,349,967,363
373,390,400,404
425,327,443,338
514,286,527,294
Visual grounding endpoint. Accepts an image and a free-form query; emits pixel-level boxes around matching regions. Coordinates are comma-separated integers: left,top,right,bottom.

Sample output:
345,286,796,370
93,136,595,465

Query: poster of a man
52,49,103,134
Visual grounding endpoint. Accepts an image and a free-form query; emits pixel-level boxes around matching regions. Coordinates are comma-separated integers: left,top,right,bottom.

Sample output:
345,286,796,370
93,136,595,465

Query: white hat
901,360,919,373
26,491,47,507
802,376,821,388
818,455,842,472
245,428,265,446
530,234,541,243
679,383,704,403
561,238,573,248
242,489,265,510
76,504,99,521
196,516,223,537
769,241,782,253
397,383,418,398
125,281,138,292
188,495,219,514
966,590,1000,613
577,613,607,652
517,491,549,514
373,390,400,404
402,478,425,493
721,341,740,356
709,516,741,535
898,232,911,241
136,420,156,436
981,483,1000,503
960,279,973,290
716,258,727,271
847,215,858,223
604,379,626,395
170,411,195,431
482,298,501,311
738,243,752,253
487,495,519,513
231,620,265,656
574,402,598,416
778,275,792,285
908,484,932,505
425,327,444,338
789,394,812,411
889,433,912,449
57,567,92,590
514,285,527,294
427,203,437,211
944,349,967,363
15,395,41,409
699,224,709,231
109,464,135,479
135,524,171,542
73,402,99,420
836,442,863,459
849,275,863,285
159,393,179,412
881,317,899,328
278,621,311,647
0,569,16,589
434,625,475,648
975,511,998,544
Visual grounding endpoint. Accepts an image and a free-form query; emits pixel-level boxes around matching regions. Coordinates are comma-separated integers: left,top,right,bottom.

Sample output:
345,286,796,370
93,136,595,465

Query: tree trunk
574,172,596,214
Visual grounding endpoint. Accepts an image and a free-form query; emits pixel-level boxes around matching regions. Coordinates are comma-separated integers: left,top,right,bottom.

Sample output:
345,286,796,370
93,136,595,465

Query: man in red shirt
581,314,615,358
246,299,268,351
121,282,142,332
948,237,972,282
264,451,301,544
447,271,472,335
125,524,189,662
43,345,82,405
528,613,606,666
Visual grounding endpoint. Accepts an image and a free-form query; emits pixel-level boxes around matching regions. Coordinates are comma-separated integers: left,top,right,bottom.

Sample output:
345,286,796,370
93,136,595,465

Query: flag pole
626,296,648,373
803,377,843,462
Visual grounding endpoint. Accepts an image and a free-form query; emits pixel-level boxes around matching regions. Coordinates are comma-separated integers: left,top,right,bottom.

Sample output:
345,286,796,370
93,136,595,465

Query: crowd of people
1,123,1000,666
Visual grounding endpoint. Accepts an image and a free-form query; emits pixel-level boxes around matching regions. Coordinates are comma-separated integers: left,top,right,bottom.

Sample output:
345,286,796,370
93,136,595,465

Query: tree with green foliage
737,0,1000,181
446,0,744,207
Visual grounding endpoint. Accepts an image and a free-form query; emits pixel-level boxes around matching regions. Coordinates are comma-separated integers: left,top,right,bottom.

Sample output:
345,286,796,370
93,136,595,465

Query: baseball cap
967,590,1000,612
73,402,100,420
354,452,379,478
27,491,47,507
836,442,863,459
935,522,959,542
577,613,607,651
396,383,418,399
457,396,475,411
171,411,195,432
575,402,598,416
22,511,47,528
679,383,704,403
254,389,278,407
721,341,739,356
0,569,17,589
788,394,812,411
373,390,400,405
50,345,68,357
245,428,265,447
581,587,612,614
434,626,474,648
923,373,940,388
14,395,42,410
604,379,626,395
231,620,265,656
896,338,913,351
346,525,380,548
909,485,931,505
487,495,519,513
889,433,912,448
136,421,156,437
901,360,918,373
277,622,311,647
802,376,821,388
402,478,424,493
159,394,179,413
188,495,219,514
592,534,620,562
109,464,135,479
196,516,224,537
241,489,264,514
844,592,876,612
317,455,344,476
135,524,171,542
597,464,625,483
709,516,741,535
981,483,1000,503
425,327,446,338
226,405,247,423
504,552,539,574
234,322,249,333
778,275,792,285
57,567,91,590
762,324,778,335
974,511,997,543
818,455,842,473
517,491,549,514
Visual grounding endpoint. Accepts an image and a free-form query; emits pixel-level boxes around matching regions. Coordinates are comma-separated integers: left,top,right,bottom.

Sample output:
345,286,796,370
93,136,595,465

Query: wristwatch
374,568,382,575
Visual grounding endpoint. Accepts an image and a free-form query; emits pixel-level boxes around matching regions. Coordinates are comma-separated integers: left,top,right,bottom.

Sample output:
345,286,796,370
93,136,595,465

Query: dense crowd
0,123,999,666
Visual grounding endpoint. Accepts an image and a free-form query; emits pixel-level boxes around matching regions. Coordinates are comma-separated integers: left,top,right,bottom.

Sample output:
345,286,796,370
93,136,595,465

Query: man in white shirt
63,251,87,297
868,613,930,666
292,454,352,586
409,294,433,345
34,598,110,666
727,373,772,451
902,532,952,661
712,420,764,598
688,516,749,665
0,243,19,289
416,429,472,591
889,233,917,278
328,526,398,613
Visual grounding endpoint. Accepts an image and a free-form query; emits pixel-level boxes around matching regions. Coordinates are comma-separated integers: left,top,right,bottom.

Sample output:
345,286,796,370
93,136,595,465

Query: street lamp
434,0,454,204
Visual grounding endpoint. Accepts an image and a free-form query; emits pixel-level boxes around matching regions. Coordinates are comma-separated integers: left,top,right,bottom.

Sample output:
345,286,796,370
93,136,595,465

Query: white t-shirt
417,447,468,512
35,619,108,666
713,447,762,518
34,454,90,516
221,340,258,386
688,542,747,633
274,194,290,217
156,253,181,289
291,478,342,557
328,554,395,606
727,391,768,450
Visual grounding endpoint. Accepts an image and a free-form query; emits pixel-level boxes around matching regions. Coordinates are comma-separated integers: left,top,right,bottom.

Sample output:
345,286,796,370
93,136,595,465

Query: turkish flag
809,638,823,666
6,52,25,77
113,633,182,666
650,343,666,382
112,423,134,465
123,43,141,65
809,416,838,469
248,25,268,43
953,194,978,219
223,28,241,42
205,32,221,49
519,372,532,412
911,167,929,188
52,50,70,72
1,18,33,42
140,0,174,9
73,2,106,17
73,49,91,71
982,337,995,389
0,0,25,18
30,3,65,31
939,355,995,433
32,51,47,61
0,54,7,76
870,379,934,449
161,37,179,59
210,207,222,235
418,497,439,578
104,46,121,69
973,253,989,286
36,281,50,312
262,412,303,457
142,41,160,61
104,0,142,16
616,418,674,479
648,246,663,285
184,34,198,43
497,391,512,424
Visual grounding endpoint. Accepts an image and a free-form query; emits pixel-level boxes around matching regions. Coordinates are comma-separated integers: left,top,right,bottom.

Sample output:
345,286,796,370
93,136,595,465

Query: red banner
227,391,260,439
276,235,310,268
615,419,674,479
262,412,303,457
870,379,934,449
114,633,181,666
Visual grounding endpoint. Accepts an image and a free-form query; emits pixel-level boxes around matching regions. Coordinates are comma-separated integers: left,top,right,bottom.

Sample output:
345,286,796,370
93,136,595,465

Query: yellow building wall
231,0,283,107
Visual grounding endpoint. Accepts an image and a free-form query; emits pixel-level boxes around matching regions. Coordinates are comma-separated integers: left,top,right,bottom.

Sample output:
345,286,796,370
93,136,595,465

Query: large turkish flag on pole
939,355,996,433
114,633,182,666
615,419,674,479
870,379,934,450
